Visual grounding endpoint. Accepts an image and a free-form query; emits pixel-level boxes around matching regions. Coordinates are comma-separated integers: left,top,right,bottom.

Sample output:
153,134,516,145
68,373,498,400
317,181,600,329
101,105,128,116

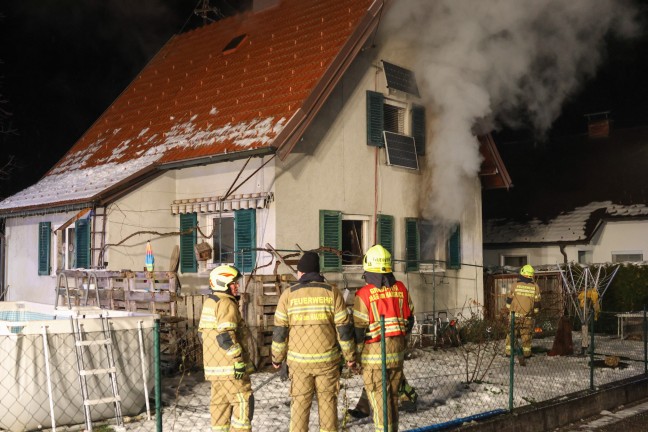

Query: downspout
559,242,568,264
0,231,4,301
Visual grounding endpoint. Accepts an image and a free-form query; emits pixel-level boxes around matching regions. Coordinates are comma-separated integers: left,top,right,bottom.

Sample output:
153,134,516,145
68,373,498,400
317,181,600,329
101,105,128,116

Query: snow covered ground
123,331,647,432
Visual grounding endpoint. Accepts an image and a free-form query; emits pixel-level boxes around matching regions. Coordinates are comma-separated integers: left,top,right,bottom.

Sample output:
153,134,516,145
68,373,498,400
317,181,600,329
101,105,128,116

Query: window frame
611,251,643,263
500,254,528,267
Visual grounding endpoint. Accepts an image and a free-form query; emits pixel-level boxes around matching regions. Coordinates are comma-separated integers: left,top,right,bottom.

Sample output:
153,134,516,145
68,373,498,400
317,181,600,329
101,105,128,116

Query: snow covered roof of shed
484,201,648,246
0,0,381,215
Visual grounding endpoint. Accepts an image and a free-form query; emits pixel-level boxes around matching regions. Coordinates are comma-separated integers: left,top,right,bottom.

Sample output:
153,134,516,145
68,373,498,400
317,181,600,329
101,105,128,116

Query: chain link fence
2,307,648,431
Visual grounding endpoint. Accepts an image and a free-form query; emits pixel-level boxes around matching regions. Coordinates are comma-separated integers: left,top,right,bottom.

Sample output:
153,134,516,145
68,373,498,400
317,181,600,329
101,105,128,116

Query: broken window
502,255,527,267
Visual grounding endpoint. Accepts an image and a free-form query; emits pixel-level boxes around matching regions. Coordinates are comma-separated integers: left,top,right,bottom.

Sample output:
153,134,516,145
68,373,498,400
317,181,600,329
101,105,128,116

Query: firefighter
505,264,542,359
199,265,254,432
271,251,356,432
353,244,414,432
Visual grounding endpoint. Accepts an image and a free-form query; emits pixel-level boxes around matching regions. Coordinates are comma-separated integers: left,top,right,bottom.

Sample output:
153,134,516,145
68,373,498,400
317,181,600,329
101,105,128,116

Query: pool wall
0,301,157,431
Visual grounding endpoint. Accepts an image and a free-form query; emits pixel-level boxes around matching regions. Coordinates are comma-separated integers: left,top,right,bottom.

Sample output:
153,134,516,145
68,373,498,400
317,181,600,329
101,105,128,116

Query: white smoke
378,0,639,225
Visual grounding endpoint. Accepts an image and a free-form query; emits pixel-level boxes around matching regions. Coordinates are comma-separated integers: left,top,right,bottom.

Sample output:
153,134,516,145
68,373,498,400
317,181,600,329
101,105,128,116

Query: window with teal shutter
38,222,51,275
376,214,394,256
447,224,461,269
234,209,256,273
180,213,198,273
411,104,426,156
319,210,342,271
75,219,91,269
366,90,385,147
405,218,420,272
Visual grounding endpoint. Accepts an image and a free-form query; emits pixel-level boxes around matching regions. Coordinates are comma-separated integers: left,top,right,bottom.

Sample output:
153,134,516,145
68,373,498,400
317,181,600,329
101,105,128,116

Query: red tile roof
0,0,380,214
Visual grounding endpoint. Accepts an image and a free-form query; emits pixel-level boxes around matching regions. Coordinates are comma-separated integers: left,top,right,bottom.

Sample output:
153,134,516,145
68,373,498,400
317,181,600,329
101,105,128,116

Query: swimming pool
0,301,157,431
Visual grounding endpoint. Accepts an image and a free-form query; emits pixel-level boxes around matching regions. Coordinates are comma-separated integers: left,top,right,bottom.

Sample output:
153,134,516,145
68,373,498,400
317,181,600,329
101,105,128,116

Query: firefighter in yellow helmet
199,265,254,431
271,251,356,432
505,264,542,360
353,245,414,432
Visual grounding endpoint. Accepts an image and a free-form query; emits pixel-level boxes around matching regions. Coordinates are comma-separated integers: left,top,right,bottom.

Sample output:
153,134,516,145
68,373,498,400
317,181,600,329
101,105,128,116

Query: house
484,125,648,268
0,0,510,318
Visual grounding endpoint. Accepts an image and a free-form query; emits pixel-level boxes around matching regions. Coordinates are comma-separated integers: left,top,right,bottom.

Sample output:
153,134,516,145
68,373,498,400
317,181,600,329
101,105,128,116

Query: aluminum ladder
71,314,124,432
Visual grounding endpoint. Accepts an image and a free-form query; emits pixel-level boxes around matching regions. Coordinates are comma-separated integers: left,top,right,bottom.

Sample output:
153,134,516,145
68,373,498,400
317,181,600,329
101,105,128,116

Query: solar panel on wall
382,61,420,97
383,131,418,170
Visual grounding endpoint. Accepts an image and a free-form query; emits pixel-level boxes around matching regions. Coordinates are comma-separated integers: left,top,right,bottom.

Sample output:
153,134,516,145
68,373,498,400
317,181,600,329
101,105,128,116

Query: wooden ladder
71,315,124,432
91,206,108,269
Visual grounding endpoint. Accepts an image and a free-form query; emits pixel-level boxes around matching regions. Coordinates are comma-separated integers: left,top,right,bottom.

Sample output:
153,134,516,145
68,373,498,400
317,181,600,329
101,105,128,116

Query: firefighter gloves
234,361,247,380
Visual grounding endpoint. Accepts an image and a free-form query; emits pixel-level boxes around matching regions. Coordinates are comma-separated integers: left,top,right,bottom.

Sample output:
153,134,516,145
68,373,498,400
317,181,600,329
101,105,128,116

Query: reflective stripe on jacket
353,280,412,369
506,281,541,316
199,293,253,379
271,278,355,369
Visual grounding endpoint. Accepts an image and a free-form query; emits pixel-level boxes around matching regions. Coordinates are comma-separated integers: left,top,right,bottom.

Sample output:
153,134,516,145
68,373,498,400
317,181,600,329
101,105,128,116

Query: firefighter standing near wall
199,265,254,432
505,264,542,359
271,251,356,432
353,245,414,432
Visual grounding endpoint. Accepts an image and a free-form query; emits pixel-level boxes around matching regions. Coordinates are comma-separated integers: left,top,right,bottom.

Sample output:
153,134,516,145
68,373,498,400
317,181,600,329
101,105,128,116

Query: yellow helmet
520,264,535,278
209,265,241,291
363,245,392,273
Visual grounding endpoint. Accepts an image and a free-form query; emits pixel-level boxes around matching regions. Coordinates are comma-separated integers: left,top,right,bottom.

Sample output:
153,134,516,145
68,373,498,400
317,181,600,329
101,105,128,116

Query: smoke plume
378,0,639,225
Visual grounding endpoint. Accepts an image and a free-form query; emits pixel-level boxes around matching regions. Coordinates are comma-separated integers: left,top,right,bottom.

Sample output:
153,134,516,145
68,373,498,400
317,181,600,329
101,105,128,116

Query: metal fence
2,308,647,432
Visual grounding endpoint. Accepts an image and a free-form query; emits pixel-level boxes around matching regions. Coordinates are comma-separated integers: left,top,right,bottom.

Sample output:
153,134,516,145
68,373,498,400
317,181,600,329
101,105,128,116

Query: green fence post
589,313,594,391
380,315,388,432
643,305,648,374
155,318,162,432
508,312,515,412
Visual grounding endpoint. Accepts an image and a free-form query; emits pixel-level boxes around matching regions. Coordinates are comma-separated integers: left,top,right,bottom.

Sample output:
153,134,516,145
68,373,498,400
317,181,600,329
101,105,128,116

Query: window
191,209,257,273
405,218,420,272
366,90,425,154
447,224,461,269
612,252,643,263
578,250,592,264
502,255,527,267
57,226,77,271
384,103,405,134
319,210,368,271
38,222,51,275
419,220,437,263
211,215,235,264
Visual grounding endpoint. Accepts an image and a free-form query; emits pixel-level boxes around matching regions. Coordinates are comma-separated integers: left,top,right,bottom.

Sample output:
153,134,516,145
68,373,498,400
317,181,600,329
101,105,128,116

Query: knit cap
297,252,320,273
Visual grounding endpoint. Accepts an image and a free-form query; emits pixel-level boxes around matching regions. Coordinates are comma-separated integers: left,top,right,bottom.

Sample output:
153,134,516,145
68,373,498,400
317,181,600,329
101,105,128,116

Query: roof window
223,34,248,55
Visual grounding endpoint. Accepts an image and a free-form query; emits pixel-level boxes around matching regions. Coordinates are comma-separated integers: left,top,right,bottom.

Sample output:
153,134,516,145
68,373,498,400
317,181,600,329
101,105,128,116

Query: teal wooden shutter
411,104,426,156
376,214,394,256
38,222,51,275
234,209,256,273
180,213,198,273
448,224,461,269
405,218,420,272
366,90,385,147
319,210,342,271
75,219,91,269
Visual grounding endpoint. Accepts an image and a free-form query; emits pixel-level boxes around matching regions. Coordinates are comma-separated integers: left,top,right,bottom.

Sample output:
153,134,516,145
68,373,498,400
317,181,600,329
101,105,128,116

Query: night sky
1,0,648,214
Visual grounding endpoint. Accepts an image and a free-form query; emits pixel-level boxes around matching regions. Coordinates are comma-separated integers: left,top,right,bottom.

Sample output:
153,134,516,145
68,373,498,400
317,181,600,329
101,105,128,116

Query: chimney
585,111,611,138
253,0,281,13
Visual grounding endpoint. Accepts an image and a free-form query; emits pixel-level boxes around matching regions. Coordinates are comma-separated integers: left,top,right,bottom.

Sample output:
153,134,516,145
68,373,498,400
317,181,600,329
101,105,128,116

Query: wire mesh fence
2,308,648,431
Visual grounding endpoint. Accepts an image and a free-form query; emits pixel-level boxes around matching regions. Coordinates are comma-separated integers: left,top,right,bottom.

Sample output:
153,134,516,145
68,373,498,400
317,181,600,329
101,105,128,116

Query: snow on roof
484,201,648,244
0,0,375,213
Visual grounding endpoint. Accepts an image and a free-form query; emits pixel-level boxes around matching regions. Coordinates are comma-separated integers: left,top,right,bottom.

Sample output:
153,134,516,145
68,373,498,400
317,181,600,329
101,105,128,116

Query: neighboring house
0,0,510,315
484,201,648,267
484,123,648,269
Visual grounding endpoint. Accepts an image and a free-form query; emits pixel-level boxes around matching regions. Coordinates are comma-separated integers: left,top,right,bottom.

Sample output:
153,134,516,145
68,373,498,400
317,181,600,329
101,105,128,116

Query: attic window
223,34,248,55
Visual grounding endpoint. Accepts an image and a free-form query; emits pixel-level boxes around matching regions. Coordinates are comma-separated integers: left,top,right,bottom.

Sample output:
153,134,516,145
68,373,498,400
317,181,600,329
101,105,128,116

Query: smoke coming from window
378,0,639,225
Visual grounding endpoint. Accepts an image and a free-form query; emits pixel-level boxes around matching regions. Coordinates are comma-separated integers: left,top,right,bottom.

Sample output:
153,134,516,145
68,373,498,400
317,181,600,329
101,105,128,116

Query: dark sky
0,0,249,198
1,0,648,206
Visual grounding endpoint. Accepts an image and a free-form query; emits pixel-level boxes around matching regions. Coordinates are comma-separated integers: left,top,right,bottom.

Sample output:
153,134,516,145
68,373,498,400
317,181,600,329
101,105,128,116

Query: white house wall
275,48,483,316
105,172,177,273
4,211,78,304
